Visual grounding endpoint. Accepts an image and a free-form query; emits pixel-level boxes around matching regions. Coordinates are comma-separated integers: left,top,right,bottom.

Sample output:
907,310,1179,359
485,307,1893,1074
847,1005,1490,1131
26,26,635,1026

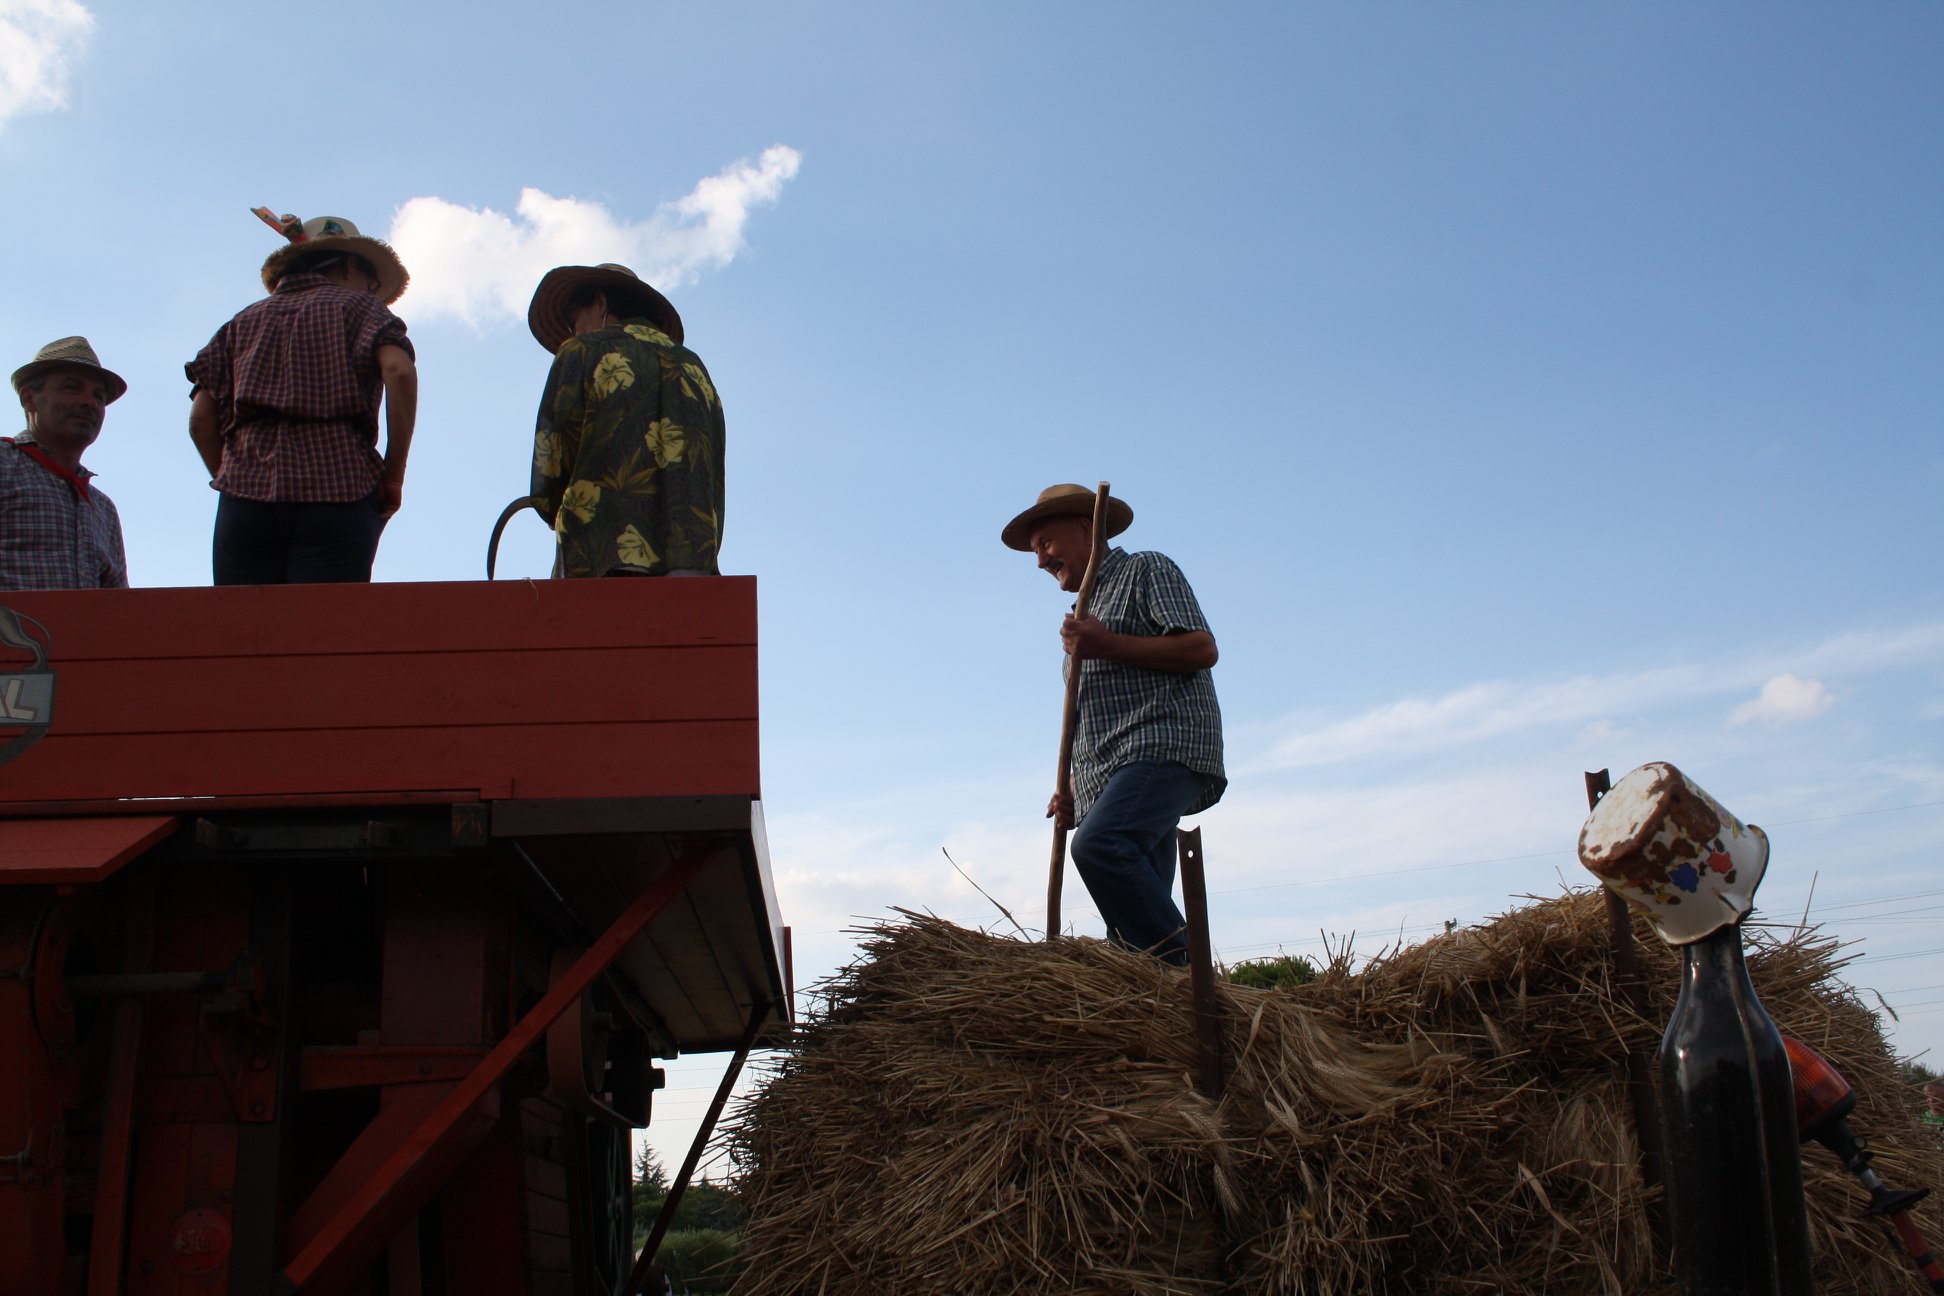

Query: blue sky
3,1,1939,1175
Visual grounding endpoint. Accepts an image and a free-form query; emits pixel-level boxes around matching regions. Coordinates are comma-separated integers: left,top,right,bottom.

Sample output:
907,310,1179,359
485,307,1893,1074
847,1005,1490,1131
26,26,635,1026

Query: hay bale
723,892,1944,1294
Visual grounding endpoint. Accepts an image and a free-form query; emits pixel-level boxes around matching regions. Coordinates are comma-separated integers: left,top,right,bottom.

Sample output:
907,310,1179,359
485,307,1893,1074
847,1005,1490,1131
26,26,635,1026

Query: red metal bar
275,843,715,1293
1177,827,1224,1100
626,998,770,1295
86,869,156,1296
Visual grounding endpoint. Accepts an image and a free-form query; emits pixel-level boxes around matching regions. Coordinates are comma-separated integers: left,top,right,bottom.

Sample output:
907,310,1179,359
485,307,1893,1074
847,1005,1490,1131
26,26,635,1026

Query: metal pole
1585,768,1669,1259
1178,827,1224,1101
625,1000,770,1295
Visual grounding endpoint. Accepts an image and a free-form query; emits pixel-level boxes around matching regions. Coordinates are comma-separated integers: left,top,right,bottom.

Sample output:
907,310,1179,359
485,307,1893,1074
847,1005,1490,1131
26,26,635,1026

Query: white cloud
1253,621,1942,771
0,0,93,129
388,145,803,326
1729,673,1834,726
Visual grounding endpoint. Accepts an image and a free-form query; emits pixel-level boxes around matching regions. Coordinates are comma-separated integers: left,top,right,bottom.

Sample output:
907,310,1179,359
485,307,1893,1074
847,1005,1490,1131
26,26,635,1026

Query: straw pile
723,891,1944,1294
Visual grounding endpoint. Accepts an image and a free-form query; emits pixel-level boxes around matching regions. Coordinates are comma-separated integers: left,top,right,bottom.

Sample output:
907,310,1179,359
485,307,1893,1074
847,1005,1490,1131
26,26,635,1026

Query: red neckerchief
3,436,92,504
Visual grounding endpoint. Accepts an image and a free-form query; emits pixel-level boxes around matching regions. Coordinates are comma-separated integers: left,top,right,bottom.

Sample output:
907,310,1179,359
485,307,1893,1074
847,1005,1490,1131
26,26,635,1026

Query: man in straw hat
526,263,725,577
1004,484,1225,964
185,211,418,584
3,337,130,590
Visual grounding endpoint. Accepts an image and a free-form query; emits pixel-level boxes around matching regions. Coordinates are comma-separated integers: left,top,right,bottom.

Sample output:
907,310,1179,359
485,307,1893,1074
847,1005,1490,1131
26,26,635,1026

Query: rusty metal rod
1178,827,1224,1100
66,971,227,998
1046,481,1112,938
1586,768,1669,1260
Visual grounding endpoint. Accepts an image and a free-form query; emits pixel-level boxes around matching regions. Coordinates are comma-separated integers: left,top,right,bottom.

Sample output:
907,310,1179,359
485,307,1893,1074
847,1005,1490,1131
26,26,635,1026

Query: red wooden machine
0,578,789,1294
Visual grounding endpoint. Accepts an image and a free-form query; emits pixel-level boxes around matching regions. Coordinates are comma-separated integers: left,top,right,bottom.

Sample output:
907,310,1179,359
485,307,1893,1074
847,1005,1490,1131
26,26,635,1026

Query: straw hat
11,336,127,404
1577,761,1770,945
527,263,684,353
256,211,410,305
1000,483,1134,551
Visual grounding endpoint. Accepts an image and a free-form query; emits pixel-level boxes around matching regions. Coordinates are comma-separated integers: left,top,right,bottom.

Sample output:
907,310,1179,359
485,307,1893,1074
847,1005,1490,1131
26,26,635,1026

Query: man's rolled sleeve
1138,554,1211,636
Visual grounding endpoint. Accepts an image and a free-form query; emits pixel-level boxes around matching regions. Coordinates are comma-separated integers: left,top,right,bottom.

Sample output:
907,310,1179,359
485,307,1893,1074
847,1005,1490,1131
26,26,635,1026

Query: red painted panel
0,816,176,884
0,721,759,804
40,646,756,737
0,577,756,662
0,578,761,809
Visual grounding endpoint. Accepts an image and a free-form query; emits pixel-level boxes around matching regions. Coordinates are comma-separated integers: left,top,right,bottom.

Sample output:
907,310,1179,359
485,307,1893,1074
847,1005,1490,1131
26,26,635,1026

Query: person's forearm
187,393,224,479
381,365,418,483
1098,629,1217,673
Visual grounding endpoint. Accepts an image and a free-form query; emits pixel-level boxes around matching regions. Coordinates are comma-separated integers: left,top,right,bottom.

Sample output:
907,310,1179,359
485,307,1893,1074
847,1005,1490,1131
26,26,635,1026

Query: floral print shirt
531,320,725,577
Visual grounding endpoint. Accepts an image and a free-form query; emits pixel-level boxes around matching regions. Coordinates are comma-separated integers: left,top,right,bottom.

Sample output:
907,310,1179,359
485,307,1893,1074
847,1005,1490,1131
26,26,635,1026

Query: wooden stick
1047,482,1112,938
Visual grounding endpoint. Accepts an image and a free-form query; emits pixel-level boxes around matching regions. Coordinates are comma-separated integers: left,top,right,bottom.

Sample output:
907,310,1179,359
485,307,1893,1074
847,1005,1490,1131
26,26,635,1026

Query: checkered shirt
0,435,128,590
1069,547,1226,819
185,273,413,502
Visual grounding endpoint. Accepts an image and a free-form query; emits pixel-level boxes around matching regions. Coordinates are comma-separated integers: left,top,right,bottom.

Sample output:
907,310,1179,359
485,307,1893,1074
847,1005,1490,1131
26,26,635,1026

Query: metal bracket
198,952,278,1123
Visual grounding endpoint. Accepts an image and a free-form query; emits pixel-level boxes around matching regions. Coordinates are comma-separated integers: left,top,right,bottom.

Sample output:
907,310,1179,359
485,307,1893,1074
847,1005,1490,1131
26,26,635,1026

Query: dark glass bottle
1659,923,1815,1294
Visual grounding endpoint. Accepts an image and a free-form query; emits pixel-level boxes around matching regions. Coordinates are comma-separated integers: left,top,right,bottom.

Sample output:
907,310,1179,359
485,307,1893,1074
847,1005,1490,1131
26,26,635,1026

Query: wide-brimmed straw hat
1001,483,1134,552
256,210,410,305
11,336,127,404
527,263,684,353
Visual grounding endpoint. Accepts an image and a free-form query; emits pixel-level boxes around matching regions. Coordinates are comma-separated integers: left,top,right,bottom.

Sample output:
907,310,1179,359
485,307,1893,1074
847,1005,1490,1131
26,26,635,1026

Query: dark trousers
1069,759,1205,965
213,492,388,586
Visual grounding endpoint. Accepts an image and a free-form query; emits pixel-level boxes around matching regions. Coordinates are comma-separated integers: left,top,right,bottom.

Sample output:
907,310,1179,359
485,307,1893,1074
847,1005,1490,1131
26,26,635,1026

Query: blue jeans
1070,759,1205,966
213,491,388,585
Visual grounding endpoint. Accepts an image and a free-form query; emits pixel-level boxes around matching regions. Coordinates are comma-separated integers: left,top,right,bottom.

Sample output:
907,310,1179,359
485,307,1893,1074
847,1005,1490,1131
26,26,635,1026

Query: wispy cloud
1729,673,1834,726
388,145,803,326
0,0,93,130
1254,622,1943,771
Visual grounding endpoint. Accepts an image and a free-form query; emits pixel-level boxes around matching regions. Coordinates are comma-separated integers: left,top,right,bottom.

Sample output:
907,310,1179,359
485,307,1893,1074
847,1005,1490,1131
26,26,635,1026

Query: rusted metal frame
1585,769,1669,1260
274,841,716,1294
232,868,299,1289
1047,481,1113,938
86,868,157,1296
626,996,771,1296
298,1045,491,1092
1178,827,1225,1101
66,969,228,996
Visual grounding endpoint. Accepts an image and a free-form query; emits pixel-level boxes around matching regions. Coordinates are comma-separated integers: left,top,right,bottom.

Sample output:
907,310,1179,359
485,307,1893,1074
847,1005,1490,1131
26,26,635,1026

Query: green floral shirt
531,320,725,577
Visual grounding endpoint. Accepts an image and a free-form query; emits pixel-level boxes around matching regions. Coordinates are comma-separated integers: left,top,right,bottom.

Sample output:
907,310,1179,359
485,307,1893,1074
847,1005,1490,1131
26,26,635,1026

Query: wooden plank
0,815,174,884
525,1192,570,1237
523,1154,568,1201
0,720,760,805
33,646,755,737
0,577,757,663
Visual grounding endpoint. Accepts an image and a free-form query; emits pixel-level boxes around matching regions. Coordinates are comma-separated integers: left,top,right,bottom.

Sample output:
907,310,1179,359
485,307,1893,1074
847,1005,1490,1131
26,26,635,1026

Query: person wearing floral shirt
526,263,724,577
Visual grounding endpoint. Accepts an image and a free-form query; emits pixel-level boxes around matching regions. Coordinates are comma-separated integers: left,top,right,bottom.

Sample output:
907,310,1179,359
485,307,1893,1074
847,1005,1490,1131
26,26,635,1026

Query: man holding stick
1004,483,1226,965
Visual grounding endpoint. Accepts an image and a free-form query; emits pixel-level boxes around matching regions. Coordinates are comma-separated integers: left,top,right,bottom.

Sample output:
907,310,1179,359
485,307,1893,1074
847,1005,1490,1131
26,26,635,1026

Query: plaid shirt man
185,272,413,502
0,433,128,589
1070,547,1225,819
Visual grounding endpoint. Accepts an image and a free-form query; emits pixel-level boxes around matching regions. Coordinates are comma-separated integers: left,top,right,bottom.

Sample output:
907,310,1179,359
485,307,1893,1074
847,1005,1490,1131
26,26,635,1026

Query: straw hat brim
527,265,684,354
11,357,128,405
261,235,410,305
1001,488,1134,551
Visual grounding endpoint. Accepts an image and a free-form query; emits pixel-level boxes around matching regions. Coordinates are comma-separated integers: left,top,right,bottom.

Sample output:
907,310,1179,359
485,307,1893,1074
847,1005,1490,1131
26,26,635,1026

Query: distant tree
634,1170,746,1243
658,1228,742,1293
1899,1058,1939,1089
635,1144,670,1195
1225,953,1318,991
